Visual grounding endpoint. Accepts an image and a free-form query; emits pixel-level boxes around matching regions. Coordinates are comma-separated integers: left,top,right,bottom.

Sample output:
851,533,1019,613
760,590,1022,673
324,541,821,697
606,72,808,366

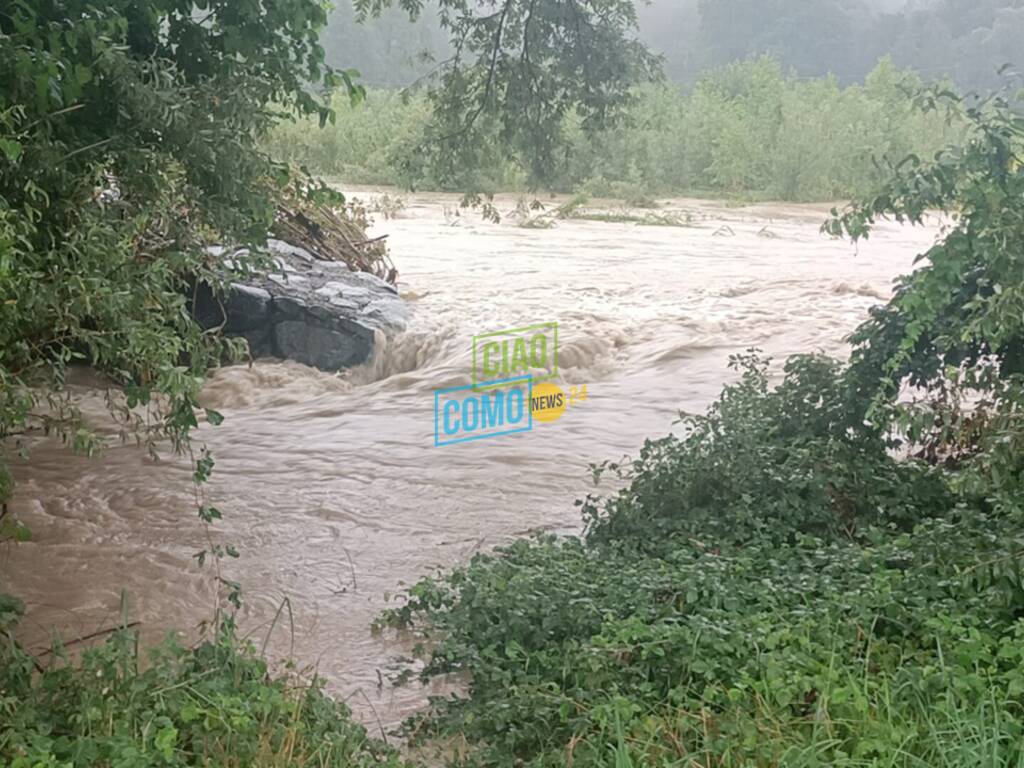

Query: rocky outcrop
195,239,408,371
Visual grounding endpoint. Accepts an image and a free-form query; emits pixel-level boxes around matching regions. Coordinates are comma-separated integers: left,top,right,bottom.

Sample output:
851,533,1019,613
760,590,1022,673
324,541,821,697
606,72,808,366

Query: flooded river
3,192,940,730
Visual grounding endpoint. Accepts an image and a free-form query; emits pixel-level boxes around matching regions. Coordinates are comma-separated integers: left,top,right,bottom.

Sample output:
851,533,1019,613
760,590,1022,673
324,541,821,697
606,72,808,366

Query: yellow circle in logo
531,381,567,423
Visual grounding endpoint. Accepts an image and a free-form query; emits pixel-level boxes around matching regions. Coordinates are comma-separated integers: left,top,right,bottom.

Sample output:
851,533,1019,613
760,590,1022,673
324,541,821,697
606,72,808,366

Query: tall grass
583,672,1024,767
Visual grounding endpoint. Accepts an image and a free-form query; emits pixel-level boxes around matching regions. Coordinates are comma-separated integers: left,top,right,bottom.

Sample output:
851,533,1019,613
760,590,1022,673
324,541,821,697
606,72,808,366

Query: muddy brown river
3,192,940,731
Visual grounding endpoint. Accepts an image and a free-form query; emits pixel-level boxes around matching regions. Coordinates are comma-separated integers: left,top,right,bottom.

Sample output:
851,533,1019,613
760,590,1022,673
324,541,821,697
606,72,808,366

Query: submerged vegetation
265,57,960,202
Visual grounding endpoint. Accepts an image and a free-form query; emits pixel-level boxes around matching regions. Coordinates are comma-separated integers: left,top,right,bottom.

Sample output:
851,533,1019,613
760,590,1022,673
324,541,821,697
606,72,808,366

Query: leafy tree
825,85,1024,509
354,0,661,188
0,0,347,517
828,92,1021,405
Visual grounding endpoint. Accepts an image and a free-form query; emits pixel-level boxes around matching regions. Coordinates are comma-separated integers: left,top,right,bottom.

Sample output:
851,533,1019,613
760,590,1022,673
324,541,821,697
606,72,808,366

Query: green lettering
511,338,529,372
530,334,547,367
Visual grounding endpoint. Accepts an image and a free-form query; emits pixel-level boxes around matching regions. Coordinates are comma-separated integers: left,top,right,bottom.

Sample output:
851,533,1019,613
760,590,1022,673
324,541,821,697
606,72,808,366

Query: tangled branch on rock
272,198,398,284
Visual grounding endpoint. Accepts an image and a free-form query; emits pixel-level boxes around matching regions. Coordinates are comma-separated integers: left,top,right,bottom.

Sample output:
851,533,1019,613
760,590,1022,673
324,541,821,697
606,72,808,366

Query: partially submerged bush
373,353,1016,766
586,352,952,549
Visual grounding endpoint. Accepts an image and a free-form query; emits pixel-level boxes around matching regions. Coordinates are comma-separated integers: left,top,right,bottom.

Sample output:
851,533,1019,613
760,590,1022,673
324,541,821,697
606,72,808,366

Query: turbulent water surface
5,191,941,729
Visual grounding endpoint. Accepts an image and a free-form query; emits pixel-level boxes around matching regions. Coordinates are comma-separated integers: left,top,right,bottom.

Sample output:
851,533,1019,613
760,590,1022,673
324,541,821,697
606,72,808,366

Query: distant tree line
265,57,960,201
319,2,450,87
669,0,1024,91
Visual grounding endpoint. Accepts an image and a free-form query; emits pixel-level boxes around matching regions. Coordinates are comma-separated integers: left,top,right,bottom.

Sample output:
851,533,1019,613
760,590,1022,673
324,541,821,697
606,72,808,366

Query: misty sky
322,0,1023,92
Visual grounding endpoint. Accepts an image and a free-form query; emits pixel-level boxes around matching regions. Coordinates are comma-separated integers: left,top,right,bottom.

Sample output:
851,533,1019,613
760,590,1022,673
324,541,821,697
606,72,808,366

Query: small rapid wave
343,326,454,388
828,280,890,300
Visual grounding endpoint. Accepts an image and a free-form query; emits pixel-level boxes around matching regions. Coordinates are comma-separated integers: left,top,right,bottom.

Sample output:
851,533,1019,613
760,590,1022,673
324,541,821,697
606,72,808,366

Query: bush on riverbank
0,606,402,768
386,517,1024,766
264,57,959,202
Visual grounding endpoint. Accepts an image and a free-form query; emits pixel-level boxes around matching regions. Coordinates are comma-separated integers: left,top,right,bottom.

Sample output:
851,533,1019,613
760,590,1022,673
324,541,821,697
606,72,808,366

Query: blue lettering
480,392,505,429
507,388,525,423
443,400,460,435
462,397,479,431
435,377,533,446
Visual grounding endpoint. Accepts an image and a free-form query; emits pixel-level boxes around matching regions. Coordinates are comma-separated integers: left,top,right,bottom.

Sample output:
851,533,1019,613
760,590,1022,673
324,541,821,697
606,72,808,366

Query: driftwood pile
272,201,398,285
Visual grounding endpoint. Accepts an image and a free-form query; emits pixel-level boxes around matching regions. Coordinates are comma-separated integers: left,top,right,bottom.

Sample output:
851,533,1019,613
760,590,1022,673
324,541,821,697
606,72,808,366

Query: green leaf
0,139,22,162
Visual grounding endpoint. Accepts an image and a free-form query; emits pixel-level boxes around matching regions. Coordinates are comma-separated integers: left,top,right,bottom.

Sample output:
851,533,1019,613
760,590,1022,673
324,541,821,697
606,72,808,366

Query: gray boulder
195,239,407,371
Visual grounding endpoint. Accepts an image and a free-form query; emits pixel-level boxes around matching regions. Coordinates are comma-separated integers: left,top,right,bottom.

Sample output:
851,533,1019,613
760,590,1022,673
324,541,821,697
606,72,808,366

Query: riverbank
1,611,405,767
4,192,942,732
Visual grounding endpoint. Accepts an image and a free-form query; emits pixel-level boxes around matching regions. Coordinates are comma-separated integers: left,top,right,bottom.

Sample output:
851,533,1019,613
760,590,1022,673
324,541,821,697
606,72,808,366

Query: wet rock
272,322,369,370
227,285,273,329
196,239,408,371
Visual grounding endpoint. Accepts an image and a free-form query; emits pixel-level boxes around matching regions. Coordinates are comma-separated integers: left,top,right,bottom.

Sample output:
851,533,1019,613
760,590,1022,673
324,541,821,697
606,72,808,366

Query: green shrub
0,0,353,514
0,615,402,768
585,352,952,549
376,373,1023,765
381,504,1024,766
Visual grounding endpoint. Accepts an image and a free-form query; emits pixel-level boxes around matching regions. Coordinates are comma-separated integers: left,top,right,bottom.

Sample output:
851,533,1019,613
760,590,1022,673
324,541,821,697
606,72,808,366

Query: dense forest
300,0,1019,202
